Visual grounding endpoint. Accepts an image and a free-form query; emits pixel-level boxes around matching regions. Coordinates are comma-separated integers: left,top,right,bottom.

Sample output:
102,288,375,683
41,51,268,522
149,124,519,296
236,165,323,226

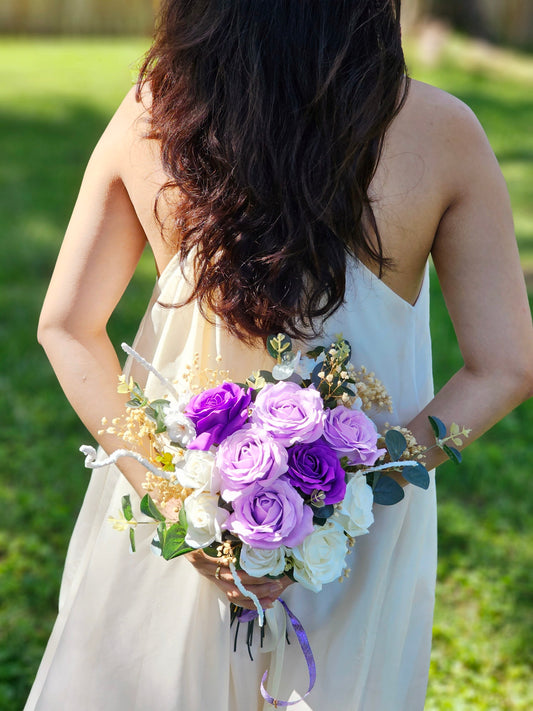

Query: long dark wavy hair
138,0,409,343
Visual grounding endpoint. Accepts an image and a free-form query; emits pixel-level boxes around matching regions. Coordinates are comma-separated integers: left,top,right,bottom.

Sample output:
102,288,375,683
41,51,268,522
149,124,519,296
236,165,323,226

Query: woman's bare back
104,78,503,309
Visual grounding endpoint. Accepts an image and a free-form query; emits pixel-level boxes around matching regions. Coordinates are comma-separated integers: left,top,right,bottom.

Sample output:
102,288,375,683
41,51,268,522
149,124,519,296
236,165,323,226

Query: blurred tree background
405,0,533,49
0,2,532,710
1,0,533,47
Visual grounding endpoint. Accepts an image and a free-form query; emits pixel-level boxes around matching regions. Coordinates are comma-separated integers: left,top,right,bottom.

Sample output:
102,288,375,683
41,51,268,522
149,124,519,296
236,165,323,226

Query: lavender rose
227,477,314,550
216,425,289,502
185,382,251,451
286,441,346,504
323,406,386,466
251,381,325,446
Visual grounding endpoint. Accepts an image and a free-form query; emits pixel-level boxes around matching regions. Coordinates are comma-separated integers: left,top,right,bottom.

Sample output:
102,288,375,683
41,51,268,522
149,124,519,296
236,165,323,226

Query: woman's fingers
185,549,293,609
186,550,282,586
211,577,281,609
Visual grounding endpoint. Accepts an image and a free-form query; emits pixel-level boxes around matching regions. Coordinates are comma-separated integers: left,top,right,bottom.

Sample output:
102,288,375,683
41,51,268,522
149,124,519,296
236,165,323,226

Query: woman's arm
405,98,533,473
37,92,154,496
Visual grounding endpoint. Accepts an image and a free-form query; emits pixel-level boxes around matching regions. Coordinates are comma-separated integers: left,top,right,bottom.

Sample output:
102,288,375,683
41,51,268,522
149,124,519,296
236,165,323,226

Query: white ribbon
362,459,421,475
229,561,264,626
261,601,288,710
227,564,288,708
79,444,168,479
121,342,181,401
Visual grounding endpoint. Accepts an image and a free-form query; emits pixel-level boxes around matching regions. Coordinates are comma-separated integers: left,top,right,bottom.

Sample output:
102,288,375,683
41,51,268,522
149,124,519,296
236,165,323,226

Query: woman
27,1,533,710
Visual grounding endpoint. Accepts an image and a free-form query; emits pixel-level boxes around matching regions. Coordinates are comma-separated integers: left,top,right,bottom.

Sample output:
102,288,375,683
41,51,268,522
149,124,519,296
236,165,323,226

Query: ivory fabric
25,254,436,711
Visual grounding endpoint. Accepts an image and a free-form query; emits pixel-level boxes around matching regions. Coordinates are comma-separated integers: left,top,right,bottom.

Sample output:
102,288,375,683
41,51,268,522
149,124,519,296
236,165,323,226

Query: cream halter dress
25,254,435,711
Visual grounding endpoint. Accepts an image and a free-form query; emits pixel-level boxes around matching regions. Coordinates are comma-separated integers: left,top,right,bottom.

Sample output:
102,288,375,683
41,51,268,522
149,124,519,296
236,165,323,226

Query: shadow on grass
0,101,154,709
430,277,533,661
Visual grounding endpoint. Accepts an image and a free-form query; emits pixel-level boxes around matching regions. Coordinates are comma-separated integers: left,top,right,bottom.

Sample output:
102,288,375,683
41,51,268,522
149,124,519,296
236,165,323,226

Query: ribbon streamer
260,599,316,707
229,561,264,627
121,342,181,401
362,459,420,475
261,602,287,711
79,444,166,478
234,598,316,708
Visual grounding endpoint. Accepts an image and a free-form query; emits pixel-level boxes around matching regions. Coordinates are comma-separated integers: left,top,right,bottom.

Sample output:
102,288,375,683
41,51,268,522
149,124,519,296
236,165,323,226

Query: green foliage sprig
113,494,194,561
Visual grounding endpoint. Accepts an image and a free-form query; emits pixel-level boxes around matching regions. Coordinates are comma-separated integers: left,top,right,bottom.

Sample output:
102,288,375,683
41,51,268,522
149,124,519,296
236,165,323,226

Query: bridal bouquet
80,333,468,706
82,333,467,590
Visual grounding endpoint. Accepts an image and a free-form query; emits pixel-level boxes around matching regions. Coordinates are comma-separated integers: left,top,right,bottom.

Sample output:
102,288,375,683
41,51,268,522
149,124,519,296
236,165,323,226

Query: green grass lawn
0,36,532,710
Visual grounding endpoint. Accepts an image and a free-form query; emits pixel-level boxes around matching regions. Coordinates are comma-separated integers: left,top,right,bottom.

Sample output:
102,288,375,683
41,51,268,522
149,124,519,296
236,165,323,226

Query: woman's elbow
37,310,100,350
516,361,533,403
37,312,58,348
503,349,533,405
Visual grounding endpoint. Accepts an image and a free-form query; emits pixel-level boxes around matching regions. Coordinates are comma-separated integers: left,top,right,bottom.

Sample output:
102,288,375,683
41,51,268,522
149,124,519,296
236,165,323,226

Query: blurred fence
0,0,532,48
0,0,158,34
407,0,533,48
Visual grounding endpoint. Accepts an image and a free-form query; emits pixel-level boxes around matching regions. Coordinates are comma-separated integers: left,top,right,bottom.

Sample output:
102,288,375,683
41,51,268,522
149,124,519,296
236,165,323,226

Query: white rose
183,490,228,548
240,544,287,578
163,404,196,446
334,472,374,537
177,450,218,492
290,521,347,593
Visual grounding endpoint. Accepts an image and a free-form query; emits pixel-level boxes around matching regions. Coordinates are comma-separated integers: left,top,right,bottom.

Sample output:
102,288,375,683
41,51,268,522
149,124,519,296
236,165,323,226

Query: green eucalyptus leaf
150,398,170,407
306,345,326,360
154,410,167,434
129,527,136,553
140,494,166,522
310,361,325,387
443,444,462,465
202,544,220,558
258,370,276,384
373,475,405,506
161,523,194,560
428,415,446,440
132,381,144,398
144,405,157,422
401,463,430,490
121,494,133,521
339,385,356,396
385,429,407,461
179,506,188,530
156,521,167,548
266,333,293,360
311,504,335,520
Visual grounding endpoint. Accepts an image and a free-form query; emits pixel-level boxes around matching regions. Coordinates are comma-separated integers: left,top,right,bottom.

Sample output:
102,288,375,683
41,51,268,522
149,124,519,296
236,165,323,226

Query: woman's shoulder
400,79,492,165
91,85,152,159
405,79,479,130
388,78,498,206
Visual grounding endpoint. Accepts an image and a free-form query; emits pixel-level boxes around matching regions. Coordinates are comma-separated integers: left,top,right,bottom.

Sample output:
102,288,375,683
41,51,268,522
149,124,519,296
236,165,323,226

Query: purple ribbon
238,598,316,708
237,608,259,623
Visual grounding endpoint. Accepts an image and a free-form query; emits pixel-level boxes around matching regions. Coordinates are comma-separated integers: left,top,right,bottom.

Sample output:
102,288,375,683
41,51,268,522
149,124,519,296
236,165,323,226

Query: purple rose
287,441,346,504
216,426,289,502
227,477,314,550
251,381,325,446
322,406,386,466
185,382,251,451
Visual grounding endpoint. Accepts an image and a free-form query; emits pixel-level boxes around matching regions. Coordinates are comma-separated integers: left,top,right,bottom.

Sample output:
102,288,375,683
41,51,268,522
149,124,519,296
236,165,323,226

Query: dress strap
215,314,222,361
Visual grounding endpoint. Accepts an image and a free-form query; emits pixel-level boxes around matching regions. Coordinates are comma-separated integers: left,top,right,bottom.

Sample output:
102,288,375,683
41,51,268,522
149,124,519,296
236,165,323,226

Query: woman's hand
185,549,293,610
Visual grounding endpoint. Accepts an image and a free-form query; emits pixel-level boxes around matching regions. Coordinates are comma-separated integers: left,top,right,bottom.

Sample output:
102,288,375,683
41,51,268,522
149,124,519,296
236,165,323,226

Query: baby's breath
179,352,231,393
142,472,190,511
